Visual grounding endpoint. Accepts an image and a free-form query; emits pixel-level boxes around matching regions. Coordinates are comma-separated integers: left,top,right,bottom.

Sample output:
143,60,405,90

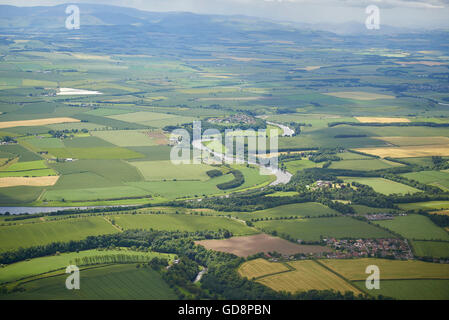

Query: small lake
0,206,131,215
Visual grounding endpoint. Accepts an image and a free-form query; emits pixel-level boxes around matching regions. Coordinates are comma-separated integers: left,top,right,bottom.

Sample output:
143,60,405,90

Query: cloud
262,0,445,8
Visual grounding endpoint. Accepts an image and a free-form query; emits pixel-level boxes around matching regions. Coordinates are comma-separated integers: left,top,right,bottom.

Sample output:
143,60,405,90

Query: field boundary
313,259,367,295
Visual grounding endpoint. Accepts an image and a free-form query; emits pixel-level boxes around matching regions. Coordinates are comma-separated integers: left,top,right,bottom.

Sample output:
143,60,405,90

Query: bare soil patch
195,233,331,257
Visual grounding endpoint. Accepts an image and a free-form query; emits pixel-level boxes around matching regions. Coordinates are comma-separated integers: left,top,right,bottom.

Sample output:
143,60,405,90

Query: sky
1,0,448,29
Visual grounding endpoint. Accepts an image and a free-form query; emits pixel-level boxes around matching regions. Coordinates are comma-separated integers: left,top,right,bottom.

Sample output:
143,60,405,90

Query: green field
284,159,320,174
129,160,214,181
321,258,449,280
412,241,449,258
254,216,394,241
329,159,402,171
46,147,144,160
398,201,449,211
0,249,174,284
234,202,339,221
354,279,449,300
111,213,257,236
374,214,449,241
401,170,449,191
342,177,420,195
2,264,177,300
91,130,158,147
0,216,119,252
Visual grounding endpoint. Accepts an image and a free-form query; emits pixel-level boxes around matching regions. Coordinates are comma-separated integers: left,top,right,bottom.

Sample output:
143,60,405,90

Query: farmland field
353,279,449,300
234,202,339,221
401,170,449,191
412,241,449,258
254,217,394,241
324,92,395,101
0,216,119,252
238,258,290,279
329,159,403,171
196,233,330,257
374,214,449,241
241,259,362,294
2,264,177,300
0,249,174,284
320,258,449,280
1,2,449,302
342,177,420,195
111,213,257,235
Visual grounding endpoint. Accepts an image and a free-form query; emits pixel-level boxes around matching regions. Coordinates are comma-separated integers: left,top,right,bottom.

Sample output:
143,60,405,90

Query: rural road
194,267,208,283
266,121,295,137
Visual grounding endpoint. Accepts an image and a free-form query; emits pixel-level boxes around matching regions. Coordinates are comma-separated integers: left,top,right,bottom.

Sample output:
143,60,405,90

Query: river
191,121,293,186
0,205,131,215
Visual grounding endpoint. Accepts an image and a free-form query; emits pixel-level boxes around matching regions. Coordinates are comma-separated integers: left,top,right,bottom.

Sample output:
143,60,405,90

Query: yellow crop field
430,210,449,216
321,258,449,280
356,117,410,123
256,260,361,294
353,145,449,158
238,258,289,279
0,117,80,129
0,176,60,187
324,91,395,101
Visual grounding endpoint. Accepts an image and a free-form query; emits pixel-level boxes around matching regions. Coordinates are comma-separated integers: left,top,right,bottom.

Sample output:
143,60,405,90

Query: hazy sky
1,0,449,29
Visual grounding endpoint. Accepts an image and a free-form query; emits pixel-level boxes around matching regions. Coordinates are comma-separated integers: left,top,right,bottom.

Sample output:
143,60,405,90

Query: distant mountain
0,3,428,36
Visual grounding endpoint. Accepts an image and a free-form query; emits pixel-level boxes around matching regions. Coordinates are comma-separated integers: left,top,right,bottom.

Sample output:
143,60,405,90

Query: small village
324,238,414,260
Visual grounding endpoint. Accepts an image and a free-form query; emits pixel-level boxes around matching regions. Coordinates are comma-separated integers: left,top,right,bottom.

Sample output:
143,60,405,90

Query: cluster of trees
48,129,88,139
0,136,17,144
216,169,244,190
206,169,223,178
1,227,387,300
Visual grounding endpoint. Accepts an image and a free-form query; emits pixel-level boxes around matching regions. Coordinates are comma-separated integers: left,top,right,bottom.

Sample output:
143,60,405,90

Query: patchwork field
2,264,177,300
129,161,214,181
0,216,119,252
91,130,159,147
284,159,320,174
401,170,449,191
320,258,449,280
374,136,449,146
234,202,339,221
355,117,410,123
0,117,80,129
398,201,449,211
329,159,403,171
374,214,449,241
0,176,59,187
254,216,394,241
354,145,449,158
324,91,395,101
238,258,290,279
353,279,449,300
196,233,330,257
111,213,257,235
240,259,361,294
411,241,449,258
0,249,174,284
342,177,420,195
